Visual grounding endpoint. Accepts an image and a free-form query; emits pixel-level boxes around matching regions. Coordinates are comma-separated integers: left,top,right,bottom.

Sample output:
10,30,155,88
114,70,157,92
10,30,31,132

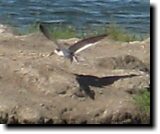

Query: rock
0,24,14,34
0,24,6,33
17,107,42,124
97,55,149,73
7,114,18,124
74,90,86,98
56,88,67,95
0,112,8,123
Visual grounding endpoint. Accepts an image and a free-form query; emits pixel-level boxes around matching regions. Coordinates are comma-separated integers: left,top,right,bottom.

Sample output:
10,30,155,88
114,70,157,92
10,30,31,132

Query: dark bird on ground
39,23,107,62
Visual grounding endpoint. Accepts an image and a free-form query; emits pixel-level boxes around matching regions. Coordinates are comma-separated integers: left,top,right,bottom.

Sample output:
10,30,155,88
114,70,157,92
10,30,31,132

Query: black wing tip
39,22,49,33
39,23,50,39
39,23,45,32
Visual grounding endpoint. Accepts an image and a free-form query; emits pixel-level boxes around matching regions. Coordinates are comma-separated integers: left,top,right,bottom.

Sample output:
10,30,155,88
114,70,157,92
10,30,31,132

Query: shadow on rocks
75,74,138,100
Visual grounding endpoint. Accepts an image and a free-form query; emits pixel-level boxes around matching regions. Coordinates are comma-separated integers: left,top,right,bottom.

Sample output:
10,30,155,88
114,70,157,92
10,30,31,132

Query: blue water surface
0,0,150,34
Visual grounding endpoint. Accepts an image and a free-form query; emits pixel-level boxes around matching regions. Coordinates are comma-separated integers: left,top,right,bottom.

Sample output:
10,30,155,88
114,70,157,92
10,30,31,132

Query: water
0,0,150,35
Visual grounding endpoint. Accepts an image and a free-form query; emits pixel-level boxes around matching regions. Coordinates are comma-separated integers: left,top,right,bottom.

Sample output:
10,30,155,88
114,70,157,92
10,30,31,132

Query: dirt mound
97,55,149,72
0,26,150,124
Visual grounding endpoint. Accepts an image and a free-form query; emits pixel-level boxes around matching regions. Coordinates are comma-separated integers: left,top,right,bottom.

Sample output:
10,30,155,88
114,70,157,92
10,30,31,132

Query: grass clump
133,89,150,124
48,24,76,39
14,22,148,41
106,23,145,42
13,23,40,35
14,23,76,39
27,22,40,33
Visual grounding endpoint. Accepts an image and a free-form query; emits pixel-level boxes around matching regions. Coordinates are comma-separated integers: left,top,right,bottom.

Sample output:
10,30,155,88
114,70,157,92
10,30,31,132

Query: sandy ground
0,25,150,124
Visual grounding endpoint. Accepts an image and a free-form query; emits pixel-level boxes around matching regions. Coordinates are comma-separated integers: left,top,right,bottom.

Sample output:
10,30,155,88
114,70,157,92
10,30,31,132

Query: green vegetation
27,22,40,34
133,89,150,124
106,23,146,42
18,23,77,39
48,25,76,39
15,22,148,41
13,22,40,35
47,23,148,41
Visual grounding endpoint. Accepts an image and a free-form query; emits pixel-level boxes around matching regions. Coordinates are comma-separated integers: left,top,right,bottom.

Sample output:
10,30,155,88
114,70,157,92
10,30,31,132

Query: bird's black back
69,34,107,53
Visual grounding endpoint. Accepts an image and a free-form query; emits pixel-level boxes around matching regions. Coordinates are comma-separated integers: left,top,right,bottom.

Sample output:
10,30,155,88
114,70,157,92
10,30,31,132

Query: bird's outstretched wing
39,23,64,49
68,34,107,54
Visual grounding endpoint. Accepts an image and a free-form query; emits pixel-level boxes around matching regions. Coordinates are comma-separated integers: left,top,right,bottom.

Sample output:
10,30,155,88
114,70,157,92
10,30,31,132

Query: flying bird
39,23,107,62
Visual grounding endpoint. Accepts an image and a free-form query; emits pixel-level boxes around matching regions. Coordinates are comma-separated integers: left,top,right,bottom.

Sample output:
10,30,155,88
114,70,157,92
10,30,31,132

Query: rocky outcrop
0,25,150,124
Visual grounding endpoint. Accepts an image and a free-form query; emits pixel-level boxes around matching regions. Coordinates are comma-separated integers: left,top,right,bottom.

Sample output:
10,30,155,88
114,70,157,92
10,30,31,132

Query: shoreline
0,23,150,42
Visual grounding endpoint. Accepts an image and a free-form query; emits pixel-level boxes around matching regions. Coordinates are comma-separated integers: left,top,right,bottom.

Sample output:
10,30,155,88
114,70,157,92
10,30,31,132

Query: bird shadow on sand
75,74,138,100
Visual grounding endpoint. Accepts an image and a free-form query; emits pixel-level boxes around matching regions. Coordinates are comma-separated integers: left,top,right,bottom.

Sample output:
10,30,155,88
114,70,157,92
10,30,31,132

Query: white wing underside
74,42,100,54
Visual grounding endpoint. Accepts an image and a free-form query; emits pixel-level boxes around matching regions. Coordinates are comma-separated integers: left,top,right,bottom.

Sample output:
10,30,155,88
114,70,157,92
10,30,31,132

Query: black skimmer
39,23,107,62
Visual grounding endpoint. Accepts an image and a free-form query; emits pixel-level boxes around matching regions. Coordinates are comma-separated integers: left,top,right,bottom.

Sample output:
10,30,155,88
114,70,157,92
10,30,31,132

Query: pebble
17,107,41,123
12,58,17,61
39,103,45,107
18,50,23,53
98,90,103,94
0,53,5,56
74,90,86,98
48,52,54,57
